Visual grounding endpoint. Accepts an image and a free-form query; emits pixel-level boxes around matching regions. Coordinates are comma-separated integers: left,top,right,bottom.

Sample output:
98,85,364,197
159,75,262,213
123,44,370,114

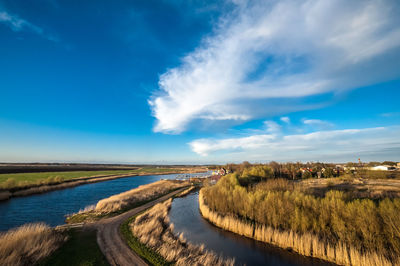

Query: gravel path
93,188,187,266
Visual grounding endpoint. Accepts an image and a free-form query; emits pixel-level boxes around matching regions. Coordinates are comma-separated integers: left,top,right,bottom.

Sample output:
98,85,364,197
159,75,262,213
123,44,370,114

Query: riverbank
0,167,207,201
127,196,234,265
66,179,190,223
199,189,394,266
0,181,192,265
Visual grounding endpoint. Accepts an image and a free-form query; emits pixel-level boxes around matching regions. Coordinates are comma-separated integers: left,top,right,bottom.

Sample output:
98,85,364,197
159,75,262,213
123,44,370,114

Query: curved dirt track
93,188,187,266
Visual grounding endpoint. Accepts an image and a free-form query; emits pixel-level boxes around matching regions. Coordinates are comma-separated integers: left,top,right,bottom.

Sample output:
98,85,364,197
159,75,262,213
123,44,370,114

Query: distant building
371,165,396,171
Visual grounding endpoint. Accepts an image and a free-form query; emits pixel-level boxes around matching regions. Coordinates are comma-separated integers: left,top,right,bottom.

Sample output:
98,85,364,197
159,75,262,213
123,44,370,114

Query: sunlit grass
201,172,400,265
66,180,189,223
0,223,66,266
130,199,234,266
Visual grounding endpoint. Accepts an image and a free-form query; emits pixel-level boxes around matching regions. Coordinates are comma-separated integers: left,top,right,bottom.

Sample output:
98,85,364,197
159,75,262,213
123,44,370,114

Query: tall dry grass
95,180,189,213
199,190,397,266
175,185,196,197
131,199,234,266
0,223,66,266
0,191,11,201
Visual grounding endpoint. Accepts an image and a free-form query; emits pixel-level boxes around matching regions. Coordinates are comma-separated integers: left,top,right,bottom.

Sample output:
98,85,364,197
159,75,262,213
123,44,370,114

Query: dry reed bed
0,223,66,266
95,180,189,213
199,190,396,266
175,185,196,197
131,199,234,266
300,178,400,199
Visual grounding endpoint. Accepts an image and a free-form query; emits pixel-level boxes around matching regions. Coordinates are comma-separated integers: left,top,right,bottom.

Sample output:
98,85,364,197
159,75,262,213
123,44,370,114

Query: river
169,192,333,266
0,172,206,231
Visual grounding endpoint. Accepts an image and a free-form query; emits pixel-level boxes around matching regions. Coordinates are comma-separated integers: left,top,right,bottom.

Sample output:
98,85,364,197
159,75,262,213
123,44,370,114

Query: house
371,165,396,171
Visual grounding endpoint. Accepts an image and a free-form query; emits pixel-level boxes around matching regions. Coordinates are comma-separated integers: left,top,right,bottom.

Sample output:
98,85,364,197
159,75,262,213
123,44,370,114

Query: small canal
169,191,333,266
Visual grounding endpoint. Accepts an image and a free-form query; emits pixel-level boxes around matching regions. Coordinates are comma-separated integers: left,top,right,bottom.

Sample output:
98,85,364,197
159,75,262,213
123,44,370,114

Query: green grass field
38,228,109,266
0,167,181,189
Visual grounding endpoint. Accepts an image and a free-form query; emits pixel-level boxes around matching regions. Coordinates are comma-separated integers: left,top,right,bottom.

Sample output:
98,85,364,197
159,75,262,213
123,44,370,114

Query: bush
302,171,312,179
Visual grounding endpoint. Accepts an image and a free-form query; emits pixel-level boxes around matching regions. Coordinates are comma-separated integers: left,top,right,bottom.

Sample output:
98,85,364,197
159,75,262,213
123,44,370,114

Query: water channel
0,172,205,231
169,192,333,266
1,174,333,265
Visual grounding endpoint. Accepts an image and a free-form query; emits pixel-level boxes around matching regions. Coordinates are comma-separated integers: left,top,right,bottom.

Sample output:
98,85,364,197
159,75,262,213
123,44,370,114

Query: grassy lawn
38,228,109,266
120,215,171,266
0,167,182,189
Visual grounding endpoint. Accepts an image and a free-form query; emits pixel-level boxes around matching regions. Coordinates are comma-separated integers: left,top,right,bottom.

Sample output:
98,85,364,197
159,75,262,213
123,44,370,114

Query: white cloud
0,10,58,41
264,120,281,134
280,116,290,124
189,126,400,161
303,119,334,129
190,134,276,156
150,0,400,133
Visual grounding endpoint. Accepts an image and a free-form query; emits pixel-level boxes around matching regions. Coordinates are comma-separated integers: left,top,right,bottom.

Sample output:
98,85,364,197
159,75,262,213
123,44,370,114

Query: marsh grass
175,185,196,197
94,180,189,213
0,223,66,266
130,199,234,266
66,180,190,223
200,189,399,266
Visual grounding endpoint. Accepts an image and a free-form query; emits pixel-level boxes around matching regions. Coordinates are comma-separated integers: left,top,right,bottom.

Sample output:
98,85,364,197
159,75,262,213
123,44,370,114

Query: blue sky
0,0,399,164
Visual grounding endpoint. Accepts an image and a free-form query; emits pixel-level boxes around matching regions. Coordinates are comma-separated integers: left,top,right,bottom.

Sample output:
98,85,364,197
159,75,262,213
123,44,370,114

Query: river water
169,192,333,266
0,172,206,231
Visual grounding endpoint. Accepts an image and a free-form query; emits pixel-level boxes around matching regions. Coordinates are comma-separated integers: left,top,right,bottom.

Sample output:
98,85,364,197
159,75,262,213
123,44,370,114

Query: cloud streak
189,125,400,161
0,10,58,41
150,0,400,133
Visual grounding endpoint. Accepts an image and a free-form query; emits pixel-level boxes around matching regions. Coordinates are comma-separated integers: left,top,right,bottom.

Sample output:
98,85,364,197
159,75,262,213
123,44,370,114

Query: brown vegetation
0,191,11,201
201,172,400,265
0,223,66,266
131,199,234,265
66,180,190,223
223,161,400,180
199,190,394,265
95,180,189,213
300,177,400,199
175,185,196,197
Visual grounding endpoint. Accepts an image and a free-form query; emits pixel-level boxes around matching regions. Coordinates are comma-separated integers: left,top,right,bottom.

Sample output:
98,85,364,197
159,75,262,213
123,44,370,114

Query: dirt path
93,188,187,266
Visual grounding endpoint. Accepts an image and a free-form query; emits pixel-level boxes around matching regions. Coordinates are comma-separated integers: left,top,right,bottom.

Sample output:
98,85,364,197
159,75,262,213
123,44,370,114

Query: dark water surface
0,172,206,231
169,192,333,266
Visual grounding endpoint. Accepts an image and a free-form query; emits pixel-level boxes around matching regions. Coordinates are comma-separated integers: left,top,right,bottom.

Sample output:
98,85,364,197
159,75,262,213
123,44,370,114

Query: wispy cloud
0,10,58,42
150,0,400,134
381,112,400,117
264,120,281,134
189,125,400,161
303,119,334,129
280,116,290,124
